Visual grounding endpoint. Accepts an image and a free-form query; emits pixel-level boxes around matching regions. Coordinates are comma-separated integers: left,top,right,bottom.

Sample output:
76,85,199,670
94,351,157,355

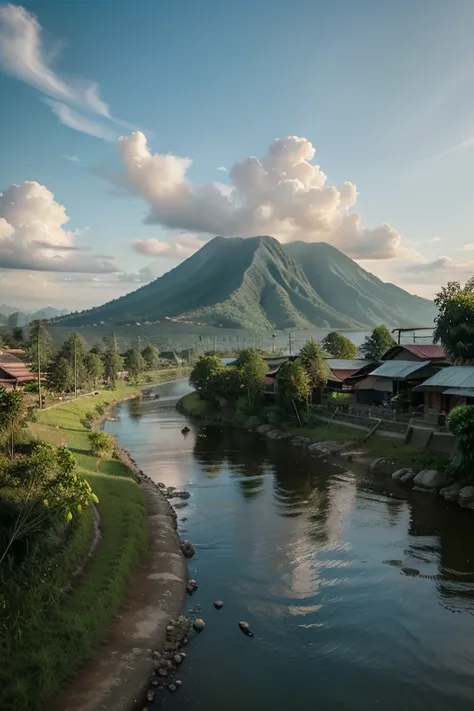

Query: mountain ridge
55,236,436,331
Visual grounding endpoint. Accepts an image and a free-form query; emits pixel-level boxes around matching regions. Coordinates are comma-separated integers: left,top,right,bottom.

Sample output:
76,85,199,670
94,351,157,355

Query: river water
105,380,474,711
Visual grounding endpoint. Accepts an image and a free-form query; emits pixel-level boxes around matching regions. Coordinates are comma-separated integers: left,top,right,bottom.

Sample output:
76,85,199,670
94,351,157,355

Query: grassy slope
3,369,188,711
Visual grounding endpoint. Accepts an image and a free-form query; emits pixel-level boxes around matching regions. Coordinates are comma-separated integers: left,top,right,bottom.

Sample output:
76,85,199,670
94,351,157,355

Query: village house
0,350,37,390
412,366,474,421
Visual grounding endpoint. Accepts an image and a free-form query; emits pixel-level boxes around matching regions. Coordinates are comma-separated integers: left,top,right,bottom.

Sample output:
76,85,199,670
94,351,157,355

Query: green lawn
1,371,188,711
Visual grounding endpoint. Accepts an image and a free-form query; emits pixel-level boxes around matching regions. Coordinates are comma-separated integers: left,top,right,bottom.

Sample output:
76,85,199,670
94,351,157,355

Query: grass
1,369,188,711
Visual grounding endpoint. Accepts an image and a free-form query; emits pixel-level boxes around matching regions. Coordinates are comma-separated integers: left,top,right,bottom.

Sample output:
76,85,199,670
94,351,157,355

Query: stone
238,620,254,637
468,502,474,511
186,579,198,594
193,618,205,632
440,482,462,501
175,680,182,687
266,429,288,440
413,469,450,491
458,486,474,506
391,468,411,481
152,651,161,660
174,654,183,664
214,600,224,609
256,424,275,434
147,690,155,702
400,470,417,484
158,668,168,678
369,457,393,474
413,486,436,493
181,426,190,434
168,684,178,693
173,490,191,500
181,541,196,559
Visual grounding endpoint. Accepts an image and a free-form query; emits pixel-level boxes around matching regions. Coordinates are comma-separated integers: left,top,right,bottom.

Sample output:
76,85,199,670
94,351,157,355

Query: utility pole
73,336,78,399
37,323,42,409
288,332,293,355
272,333,276,353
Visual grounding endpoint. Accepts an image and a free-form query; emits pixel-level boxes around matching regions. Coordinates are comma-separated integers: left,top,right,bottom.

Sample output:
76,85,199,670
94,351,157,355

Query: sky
1,0,474,311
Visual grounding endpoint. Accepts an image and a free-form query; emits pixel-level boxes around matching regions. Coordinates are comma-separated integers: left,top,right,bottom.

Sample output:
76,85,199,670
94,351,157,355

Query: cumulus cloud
0,181,118,272
114,132,406,259
0,4,129,138
131,233,207,259
404,257,453,273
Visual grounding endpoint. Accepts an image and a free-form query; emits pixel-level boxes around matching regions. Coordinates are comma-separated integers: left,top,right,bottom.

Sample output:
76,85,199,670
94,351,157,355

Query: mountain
284,241,437,329
57,236,437,331
0,306,69,328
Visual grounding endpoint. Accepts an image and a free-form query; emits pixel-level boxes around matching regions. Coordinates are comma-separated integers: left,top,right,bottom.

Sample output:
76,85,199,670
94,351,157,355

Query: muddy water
105,380,474,711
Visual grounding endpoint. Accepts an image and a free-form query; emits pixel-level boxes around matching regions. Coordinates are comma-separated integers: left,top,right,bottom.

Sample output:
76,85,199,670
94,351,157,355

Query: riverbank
177,392,448,473
2,373,188,711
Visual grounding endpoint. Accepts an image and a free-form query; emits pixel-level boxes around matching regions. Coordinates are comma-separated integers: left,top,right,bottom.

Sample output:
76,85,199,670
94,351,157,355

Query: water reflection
105,384,474,711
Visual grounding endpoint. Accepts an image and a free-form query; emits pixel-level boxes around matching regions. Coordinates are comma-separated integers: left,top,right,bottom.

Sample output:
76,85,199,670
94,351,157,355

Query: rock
214,600,224,609
400,470,417,484
468,502,474,511
147,690,155,702
266,429,288,440
158,668,168,678
186,579,198,594
309,441,351,457
168,684,178,693
181,541,196,559
182,636,188,646
180,652,186,659
193,618,205,632
181,426,190,434
238,620,254,637
173,490,191,500
152,651,161,660
166,625,174,633
440,482,462,501
458,486,474,506
174,654,183,664
391,468,411,481
369,457,393,474
175,680,182,687
256,424,275,434
413,469,450,491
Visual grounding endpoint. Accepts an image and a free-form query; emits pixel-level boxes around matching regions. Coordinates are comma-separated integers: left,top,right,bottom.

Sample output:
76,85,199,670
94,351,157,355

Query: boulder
413,469,450,491
214,600,224,609
180,541,196,559
173,490,191,500
308,441,350,457
193,618,205,632
458,486,474,507
391,468,411,481
440,482,462,501
369,457,393,474
256,424,274,434
400,470,417,484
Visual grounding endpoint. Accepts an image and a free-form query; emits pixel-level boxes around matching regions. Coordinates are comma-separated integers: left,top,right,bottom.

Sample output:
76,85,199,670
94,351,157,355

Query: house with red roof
0,350,37,390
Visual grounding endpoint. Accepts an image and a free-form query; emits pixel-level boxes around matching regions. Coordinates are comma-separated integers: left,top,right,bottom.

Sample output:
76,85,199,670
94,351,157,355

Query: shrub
88,432,116,460
447,405,474,480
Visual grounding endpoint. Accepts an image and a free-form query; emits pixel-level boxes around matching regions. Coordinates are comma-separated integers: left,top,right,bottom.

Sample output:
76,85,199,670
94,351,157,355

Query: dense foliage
189,354,224,400
0,388,28,458
360,325,396,360
447,405,474,480
434,279,474,362
276,360,310,406
234,349,268,404
142,343,160,369
124,348,146,379
321,331,357,359
88,431,116,460
299,338,330,391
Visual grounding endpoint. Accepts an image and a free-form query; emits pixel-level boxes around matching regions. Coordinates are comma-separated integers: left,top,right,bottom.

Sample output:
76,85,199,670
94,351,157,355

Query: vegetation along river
105,379,474,711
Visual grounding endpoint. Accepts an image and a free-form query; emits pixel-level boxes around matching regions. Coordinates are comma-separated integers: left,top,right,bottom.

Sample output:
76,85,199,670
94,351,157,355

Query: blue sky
1,0,474,309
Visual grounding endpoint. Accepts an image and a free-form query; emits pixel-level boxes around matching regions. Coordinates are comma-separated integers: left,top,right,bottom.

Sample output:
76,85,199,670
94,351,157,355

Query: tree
0,388,28,458
27,320,51,408
124,348,146,379
360,325,396,360
103,333,123,387
234,349,267,405
49,359,75,393
276,360,310,407
321,332,357,359
142,344,160,370
49,333,88,395
299,338,330,391
189,355,223,399
84,351,104,386
214,365,243,403
447,405,474,479
88,432,115,462
434,279,474,362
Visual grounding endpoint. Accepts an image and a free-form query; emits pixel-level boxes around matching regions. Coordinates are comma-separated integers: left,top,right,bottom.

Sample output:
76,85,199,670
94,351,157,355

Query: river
105,379,474,711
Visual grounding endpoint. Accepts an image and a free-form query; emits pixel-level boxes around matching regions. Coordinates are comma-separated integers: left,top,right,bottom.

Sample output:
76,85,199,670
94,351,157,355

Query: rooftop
382,344,447,360
370,360,431,380
413,366,474,391
0,352,36,382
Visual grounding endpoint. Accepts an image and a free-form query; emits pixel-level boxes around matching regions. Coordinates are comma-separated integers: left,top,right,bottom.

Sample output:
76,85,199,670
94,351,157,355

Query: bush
88,432,116,460
244,415,261,429
447,405,474,480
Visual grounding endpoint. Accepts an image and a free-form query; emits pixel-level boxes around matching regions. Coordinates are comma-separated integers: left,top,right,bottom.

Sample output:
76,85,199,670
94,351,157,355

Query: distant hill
56,236,437,331
0,306,69,328
284,241,437,329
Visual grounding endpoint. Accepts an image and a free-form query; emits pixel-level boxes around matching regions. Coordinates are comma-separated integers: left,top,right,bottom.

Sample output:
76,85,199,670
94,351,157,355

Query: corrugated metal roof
0,353,36,381
328,368,361,382
325,359,371,370
402,344,446,359
370,360,431,379
443,387,474,397
415,366,474,390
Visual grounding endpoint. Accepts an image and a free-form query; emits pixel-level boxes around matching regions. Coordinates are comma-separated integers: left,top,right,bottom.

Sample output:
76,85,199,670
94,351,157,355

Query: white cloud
114,132,407,260
0,180,118,272
64,154,81,163
46,100,117,141
404,256,453,273
216,166,228,172
0,4,129,138
131,233,207,258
